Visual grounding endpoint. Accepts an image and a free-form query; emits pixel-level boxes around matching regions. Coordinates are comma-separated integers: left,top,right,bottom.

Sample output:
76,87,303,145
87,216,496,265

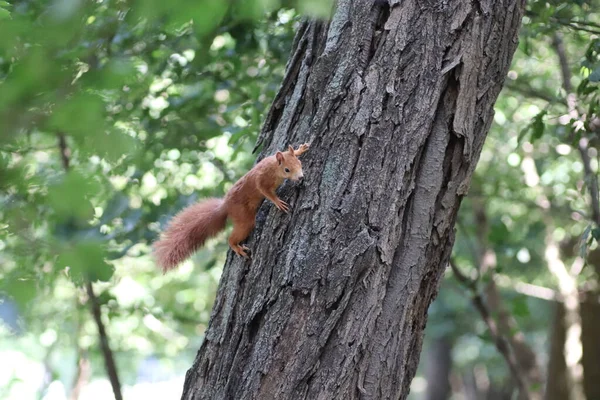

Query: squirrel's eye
284,168,290,173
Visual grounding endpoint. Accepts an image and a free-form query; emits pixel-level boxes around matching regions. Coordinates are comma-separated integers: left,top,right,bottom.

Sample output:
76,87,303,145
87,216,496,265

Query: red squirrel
153,143,310,272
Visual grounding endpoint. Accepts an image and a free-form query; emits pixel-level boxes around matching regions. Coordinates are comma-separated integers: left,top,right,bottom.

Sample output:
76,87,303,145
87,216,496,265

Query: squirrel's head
275,146,304,182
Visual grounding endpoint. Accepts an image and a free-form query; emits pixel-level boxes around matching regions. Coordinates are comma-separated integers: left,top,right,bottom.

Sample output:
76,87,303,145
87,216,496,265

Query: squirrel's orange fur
154,143,309,272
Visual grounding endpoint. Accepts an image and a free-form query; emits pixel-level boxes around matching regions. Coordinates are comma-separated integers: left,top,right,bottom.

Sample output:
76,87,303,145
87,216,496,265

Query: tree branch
57,134,70,170
554,18,600,30
551,34,600,227
85,281,123,400
555,20,600,36
525,9,600,33
484,279,543,389
578,138,600,226
454,199,544,398
552,34,600,226
504,81,567,106
552,34,574,94
56,133,123,400
449,260,533,399
494,274,558,301
70,351,90,400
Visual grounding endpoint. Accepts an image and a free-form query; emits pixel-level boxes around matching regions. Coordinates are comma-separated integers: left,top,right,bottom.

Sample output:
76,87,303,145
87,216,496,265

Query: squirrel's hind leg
228,218,255,259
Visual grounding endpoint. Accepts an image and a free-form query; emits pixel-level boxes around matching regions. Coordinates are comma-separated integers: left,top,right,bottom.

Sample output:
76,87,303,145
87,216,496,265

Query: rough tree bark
181,1,525,399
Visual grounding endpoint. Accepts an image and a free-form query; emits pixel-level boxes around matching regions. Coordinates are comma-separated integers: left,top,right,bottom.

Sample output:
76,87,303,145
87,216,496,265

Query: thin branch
561,22,600,36
448,258,477,291
504,81,567,106
578,138,600,226
552,35,574,94
494,274,558,301
57,133,123,400
458,199,544,397
70,352,90,400
449,260,533,399
85,281,123,400
542,15,600,35
456,217,482,280
70,303,90,400
552,34,600,227
525,9,600,31
484,278,544,389
57,133,70,170
38,342,57,399
556,19,600,30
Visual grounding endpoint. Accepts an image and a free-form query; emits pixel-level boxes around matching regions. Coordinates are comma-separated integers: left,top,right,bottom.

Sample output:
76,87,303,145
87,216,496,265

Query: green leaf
2,279,36,309
531,110,547,142
48,93,107,138
582,225,592,241
517,110,547,145
57,241,114,284
589,67,600,82
83,58,138,90
578,79,597,95
234,0,280,20
517,126,530,144
510,296,530,318
97,291,117,306
582,85,597,95
592,227,600,241
100,193,130,223
488,218,510,245
581,225,592,258
80,128,138,162
297,0,334,18
476,330,493,344
47,170,101,221
0,7,10,20
0,48,60,108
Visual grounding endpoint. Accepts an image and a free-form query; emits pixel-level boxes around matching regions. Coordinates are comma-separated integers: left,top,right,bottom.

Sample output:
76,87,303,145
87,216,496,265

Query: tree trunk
181,1,524,399
424,338,452,400
546,298,600,400
546,303,569,400
580,300,600,400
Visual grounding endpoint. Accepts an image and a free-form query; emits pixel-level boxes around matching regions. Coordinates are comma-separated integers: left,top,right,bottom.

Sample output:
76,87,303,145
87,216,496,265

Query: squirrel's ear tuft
288,145,294,154
276,151,284,164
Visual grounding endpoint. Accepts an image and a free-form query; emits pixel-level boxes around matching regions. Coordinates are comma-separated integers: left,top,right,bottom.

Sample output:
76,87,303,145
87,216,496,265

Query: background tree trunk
546,299,600,400
181,0,525,399
580,300,600,400
545,248,600,400
424,338,452,400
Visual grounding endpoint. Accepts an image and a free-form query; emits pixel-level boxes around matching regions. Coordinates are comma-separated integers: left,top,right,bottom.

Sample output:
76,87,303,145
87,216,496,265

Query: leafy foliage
417,1,600,396
0,0,312,396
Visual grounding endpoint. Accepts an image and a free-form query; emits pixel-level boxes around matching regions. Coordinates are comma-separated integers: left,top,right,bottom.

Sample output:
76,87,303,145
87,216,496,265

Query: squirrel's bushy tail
154,198,228,272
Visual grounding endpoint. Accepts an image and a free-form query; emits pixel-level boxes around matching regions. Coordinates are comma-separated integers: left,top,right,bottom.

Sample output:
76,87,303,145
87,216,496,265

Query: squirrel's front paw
276,200,290,213
296,143,310,155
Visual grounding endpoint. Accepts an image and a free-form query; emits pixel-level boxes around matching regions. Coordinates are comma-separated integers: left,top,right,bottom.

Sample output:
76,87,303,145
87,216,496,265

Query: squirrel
153,143,310,272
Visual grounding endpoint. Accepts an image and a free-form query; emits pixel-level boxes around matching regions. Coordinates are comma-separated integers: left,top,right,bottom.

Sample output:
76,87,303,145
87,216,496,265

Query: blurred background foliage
1,0,600,399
